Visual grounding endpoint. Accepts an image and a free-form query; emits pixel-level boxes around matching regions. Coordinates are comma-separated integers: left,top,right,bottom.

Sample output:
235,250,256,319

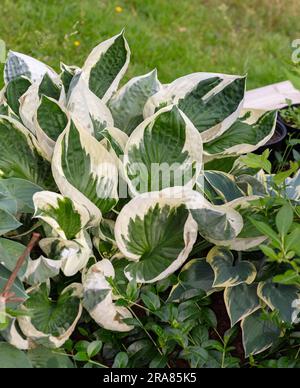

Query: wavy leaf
115,188,198,283
124,105,202,195
81,31,130,102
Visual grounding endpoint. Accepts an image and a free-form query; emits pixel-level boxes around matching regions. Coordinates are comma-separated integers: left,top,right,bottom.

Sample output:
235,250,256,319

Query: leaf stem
0,233,40,300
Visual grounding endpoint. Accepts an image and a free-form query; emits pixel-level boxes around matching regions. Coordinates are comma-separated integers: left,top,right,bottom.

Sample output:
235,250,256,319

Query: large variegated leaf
34,96,69,160
224,283,260,326
82,259,133,332
39,231,93,277
33,191,90,240
207,197,267,251
203,110,277,161
52,120,118,221
0,178,42,214
124,105,203,195
0,116,53,188
257,281,299,323
108,69,161,134
99,126,128,160
168,258,215,302
4,76,31,115
2,320,30,350
206,247,257,288
115,188,198,283
4,51,58,83
144,72,245,142
241,309,281,357
67,75,113,137
186,190,243,242
18,283,82,348
24,256,61,285
81,31,130,103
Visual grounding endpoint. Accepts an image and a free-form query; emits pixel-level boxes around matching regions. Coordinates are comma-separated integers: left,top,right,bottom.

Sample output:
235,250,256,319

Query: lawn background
0,0,299,89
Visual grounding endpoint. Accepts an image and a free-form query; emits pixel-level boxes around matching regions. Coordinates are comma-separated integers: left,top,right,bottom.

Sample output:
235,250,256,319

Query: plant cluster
0,31,299,368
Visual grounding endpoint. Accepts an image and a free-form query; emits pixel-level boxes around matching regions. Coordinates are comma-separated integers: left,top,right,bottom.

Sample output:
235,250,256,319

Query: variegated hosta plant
0,30,297,362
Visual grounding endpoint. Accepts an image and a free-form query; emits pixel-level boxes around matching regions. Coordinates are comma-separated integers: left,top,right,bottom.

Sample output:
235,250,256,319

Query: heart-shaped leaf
115,188,198,283
224,283,260,326
206,247,257,288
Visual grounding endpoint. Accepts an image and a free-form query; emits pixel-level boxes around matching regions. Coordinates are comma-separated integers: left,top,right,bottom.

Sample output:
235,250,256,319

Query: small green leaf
276,204,293,237
141,291,161,311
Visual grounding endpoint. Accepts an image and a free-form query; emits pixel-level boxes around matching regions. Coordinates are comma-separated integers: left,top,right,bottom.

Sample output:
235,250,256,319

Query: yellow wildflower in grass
74,40,81,47
115,6,123,13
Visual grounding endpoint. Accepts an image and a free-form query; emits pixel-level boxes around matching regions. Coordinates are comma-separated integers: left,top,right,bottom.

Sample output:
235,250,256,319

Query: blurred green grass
0,0,299,89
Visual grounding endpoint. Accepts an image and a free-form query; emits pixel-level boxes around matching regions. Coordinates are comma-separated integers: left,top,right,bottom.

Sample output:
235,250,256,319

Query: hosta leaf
257,281,299,323
0,116,53,188
82,259,133,332
0,238,29,277
4,50,57,83
52,120,118,221
81,31,130,102
0,208,22,235
0,178,42,214
284,170,300,203
99,126,128,161
5,76,31,115
206,247,257,288
19,82,40,134
0,343,32,368
241,309,281,357
108,69,161,135
39,231,93,277
124,105,202,195
36,96,68,141
34,96,68,160
115,188,198,283
186,190,243,242
144,72,245,142
33,191,90,239
24,256,61,285
198,170,245,204
204,110,277,160
98,218,116,244
18,283,82,348
67,75,113,137
224,283,260,326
